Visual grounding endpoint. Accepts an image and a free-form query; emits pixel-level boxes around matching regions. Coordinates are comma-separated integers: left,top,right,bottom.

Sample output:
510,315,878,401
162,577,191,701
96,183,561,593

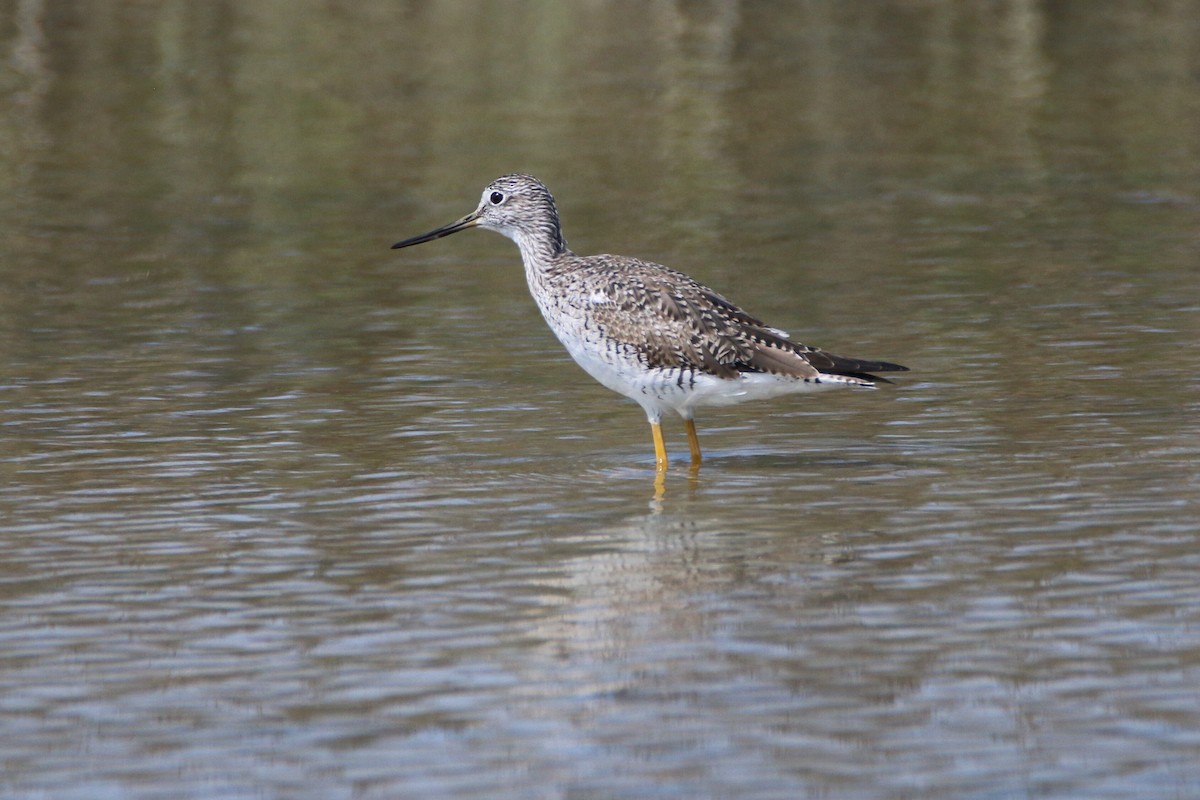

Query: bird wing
566,256,902,381
574,257,901,382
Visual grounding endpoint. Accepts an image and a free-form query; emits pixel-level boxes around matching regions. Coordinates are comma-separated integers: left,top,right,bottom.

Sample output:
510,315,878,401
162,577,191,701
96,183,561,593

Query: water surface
2,3,1200,798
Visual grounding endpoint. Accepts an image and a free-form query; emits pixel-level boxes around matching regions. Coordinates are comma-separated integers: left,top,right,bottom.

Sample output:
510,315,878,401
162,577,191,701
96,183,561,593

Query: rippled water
3,3,1200,798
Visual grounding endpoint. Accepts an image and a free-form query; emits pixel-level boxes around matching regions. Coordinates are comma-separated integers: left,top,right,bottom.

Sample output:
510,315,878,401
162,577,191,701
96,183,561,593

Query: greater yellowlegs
392,174,907,470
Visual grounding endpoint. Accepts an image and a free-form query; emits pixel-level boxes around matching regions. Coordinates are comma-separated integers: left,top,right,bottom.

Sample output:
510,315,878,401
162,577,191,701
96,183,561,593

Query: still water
3,2,1200,798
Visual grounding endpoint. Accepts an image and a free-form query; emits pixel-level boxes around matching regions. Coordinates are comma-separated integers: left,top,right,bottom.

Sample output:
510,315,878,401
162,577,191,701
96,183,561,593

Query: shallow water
3,3,1200,798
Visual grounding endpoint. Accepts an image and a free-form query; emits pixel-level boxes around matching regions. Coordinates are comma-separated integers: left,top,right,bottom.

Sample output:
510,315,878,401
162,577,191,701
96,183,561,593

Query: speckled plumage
392,174,907,468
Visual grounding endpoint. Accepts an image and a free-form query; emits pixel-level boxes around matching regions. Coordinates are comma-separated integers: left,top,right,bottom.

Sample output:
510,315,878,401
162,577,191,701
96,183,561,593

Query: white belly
553,323,860,423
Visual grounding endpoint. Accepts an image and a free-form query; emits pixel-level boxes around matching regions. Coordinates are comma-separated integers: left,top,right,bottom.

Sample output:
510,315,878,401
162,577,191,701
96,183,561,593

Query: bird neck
512,226,571,274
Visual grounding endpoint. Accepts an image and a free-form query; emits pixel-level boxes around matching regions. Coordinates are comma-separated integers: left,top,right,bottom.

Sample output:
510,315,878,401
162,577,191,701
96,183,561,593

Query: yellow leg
684,418,702,467
651,420,668,471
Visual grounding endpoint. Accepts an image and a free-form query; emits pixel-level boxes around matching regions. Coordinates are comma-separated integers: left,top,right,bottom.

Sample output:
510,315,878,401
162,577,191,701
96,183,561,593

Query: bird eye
489,191,505,205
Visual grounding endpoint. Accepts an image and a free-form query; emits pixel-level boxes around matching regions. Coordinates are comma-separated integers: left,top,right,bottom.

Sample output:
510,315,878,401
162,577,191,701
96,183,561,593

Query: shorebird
392,174,907,470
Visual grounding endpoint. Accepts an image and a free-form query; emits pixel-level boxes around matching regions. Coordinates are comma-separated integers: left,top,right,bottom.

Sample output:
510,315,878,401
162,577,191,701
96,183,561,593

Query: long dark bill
391,211,480,249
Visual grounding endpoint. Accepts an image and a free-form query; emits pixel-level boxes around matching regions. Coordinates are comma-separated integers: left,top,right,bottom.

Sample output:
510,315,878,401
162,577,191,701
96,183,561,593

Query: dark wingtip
828,360,909,384
825,358,909,381
836,371,894,385
870,361,909,373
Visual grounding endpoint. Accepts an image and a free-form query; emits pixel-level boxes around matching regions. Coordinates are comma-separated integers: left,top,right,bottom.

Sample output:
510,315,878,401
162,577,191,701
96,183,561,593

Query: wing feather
557,256,908,382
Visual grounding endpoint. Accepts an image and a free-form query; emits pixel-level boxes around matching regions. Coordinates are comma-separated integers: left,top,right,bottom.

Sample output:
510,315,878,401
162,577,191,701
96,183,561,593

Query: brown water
3,3,1200,798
